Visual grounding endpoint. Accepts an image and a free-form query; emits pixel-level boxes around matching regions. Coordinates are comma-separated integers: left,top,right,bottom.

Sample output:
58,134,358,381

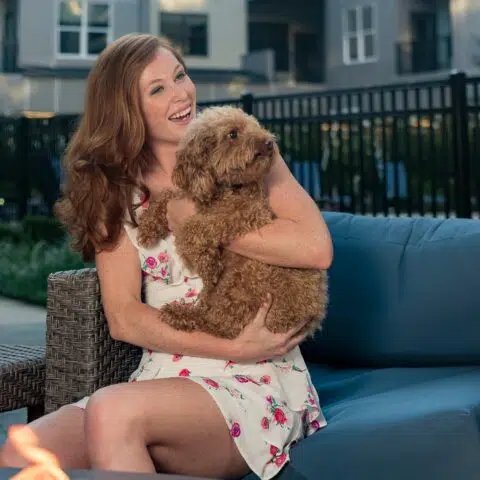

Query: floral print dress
73,195,327,480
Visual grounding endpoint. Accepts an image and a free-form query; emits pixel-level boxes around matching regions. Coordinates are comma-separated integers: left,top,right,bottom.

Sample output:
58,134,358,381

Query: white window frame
342,4,377,65
55,0,113,59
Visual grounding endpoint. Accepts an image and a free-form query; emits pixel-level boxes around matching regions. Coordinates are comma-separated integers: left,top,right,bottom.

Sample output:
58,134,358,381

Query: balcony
396,35,452,75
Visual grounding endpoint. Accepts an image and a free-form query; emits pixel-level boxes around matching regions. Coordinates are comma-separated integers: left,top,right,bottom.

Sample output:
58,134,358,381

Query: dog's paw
137,223,170,248
137,229,157,248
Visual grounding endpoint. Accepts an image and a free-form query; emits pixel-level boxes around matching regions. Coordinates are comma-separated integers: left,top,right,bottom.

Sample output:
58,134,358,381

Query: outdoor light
158,0,205,12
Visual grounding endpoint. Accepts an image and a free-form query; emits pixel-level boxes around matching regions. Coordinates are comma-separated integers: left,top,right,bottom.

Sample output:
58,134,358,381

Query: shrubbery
0,216,90,306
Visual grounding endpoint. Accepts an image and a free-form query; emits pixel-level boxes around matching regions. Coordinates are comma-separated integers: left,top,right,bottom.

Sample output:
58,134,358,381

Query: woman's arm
226,153,333,269
96,230,236,358
95,229,306,360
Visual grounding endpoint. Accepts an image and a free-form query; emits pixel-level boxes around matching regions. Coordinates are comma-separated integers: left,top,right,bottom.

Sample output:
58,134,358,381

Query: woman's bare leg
0,405,89,469
84,378,250,479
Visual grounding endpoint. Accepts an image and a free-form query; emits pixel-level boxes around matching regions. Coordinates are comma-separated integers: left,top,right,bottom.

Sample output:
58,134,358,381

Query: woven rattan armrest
44,268,141,414
0,344,46,421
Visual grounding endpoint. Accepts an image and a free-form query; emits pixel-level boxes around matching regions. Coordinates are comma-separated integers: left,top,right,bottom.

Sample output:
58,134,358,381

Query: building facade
1,0,480,115
249,0,480,89
0,0,256,115
324,0,466,88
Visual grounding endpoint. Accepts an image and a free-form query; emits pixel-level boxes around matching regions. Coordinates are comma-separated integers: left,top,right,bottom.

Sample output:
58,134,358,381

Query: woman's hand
231,294,310,363
166,197,196,235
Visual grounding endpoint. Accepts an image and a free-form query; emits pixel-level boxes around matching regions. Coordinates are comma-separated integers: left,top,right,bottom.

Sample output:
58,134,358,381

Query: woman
0,33,333,479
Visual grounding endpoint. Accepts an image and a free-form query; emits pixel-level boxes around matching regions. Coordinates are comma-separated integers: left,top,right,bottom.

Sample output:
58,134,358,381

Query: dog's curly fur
137,106,328,340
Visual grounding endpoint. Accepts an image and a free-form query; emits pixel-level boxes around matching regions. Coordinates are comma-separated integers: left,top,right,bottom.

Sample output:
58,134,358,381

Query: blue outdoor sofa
20,211,480,480
245,212,480,480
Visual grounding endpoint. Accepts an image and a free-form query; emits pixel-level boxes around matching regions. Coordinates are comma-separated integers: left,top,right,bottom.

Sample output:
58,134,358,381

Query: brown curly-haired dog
137,106,328,339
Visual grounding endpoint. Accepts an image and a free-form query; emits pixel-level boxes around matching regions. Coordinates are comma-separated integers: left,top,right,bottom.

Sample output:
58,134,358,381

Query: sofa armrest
44,268,142,414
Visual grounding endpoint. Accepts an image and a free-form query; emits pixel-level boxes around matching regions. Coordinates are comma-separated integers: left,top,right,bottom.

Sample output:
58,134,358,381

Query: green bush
0,239,91,306
22,215,66,244
0,215,66,245
0,222,23,243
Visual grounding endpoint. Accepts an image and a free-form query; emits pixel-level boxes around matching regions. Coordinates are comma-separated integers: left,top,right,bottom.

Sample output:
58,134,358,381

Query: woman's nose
171,83,189,101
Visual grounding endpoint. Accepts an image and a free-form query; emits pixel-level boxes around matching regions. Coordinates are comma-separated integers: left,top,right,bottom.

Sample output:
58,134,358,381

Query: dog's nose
256,138,274,156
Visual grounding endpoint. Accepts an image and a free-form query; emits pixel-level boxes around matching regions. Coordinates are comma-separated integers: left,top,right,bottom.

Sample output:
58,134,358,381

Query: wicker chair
42,268,142,414
1,269,142,418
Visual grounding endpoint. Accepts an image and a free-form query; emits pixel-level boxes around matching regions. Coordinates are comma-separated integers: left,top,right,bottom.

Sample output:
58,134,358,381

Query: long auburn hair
55,33,185,261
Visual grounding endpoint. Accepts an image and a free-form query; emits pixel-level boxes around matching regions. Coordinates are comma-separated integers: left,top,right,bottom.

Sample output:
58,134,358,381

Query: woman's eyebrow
147,64,182,86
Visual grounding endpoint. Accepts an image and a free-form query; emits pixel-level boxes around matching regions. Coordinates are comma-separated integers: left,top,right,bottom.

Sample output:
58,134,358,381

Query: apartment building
1,0,480,115
323,0,480,88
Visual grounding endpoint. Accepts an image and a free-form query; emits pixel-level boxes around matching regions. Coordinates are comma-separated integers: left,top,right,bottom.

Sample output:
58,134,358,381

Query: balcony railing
396,35,452,75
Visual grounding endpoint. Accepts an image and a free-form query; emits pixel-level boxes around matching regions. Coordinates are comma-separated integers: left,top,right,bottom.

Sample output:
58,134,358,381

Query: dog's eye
228,129,238,139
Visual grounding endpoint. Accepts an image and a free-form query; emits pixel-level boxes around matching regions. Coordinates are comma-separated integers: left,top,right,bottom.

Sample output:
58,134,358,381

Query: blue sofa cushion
244,365,480,480
301,213,480,367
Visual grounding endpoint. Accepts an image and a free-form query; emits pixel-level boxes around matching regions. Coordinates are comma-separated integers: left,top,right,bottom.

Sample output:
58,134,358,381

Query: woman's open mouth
169,106,193,125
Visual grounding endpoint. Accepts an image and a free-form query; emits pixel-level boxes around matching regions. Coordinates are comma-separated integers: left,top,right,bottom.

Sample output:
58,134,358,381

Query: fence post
449,71,472,218
240,92,254,115
17,115,30,220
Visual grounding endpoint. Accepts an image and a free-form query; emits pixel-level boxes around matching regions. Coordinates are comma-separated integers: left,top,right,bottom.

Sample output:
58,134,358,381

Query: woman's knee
0,405,88,469
0,437,15,467
85,383,143,443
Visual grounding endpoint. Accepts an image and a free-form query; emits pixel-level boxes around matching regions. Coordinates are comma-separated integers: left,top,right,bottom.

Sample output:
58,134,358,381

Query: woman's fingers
251,293,273,325
289,318,310,337
285,330,309,352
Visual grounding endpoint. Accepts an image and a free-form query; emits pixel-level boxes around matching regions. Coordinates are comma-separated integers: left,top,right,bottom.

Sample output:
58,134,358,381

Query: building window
56,0,112,57
248,22,289,72
160,13,208,56
342,5,377,64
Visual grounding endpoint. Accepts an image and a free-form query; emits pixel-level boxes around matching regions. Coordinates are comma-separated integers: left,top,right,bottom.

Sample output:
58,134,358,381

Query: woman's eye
150,85,164,95
176,71,186,81
228,129,238,139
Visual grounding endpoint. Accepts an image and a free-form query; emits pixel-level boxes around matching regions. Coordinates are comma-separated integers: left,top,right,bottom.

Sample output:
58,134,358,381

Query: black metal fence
1,71,479,221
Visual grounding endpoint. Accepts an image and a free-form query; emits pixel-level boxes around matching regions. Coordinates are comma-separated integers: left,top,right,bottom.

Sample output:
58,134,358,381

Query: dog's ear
173,149,216,202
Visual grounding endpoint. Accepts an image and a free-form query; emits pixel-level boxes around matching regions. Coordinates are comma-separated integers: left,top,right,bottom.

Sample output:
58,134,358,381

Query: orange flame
7,425,70,480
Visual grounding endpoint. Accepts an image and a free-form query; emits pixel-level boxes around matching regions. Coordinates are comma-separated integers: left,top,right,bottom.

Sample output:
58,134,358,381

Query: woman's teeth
169,107,192,121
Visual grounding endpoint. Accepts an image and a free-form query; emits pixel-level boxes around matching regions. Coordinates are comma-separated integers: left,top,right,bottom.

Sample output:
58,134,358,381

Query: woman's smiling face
139,47,196,146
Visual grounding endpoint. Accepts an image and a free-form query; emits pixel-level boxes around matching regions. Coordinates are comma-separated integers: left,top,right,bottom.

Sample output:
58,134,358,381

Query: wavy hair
55,33,185,261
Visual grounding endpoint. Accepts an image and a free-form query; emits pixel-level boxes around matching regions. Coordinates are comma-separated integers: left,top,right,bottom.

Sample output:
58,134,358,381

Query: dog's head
172,106,277,203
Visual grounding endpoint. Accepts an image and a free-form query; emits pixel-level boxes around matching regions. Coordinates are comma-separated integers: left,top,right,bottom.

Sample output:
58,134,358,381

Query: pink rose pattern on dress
264,395,290,429
141,250,172,284
168,287,200,308
272,357,306,373
224,360,237,370
230,421,241,438
268,444,288,468
261,416,270,430
184,287,198,298
201,377,247,403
